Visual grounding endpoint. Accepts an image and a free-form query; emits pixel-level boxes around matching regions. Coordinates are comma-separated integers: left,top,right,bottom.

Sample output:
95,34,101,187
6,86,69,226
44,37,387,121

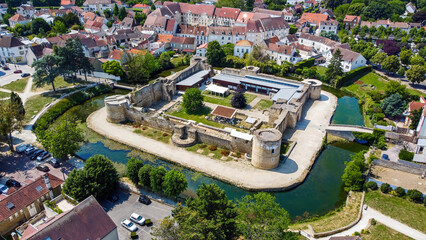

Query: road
0,64,34,87
100,191,174,240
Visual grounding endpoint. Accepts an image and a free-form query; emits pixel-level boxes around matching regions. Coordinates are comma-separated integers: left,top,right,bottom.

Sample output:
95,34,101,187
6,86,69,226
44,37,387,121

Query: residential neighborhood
0,0,425,239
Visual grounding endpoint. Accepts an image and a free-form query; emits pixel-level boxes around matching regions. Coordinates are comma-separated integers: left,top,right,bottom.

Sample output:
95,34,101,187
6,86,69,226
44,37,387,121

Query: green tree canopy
150,166,166,192
231,90,247,109
32,55,62,92
325,48,343,83
382,55,400,74
406,65,426,84
163,170,188,198
371,51,388,65
0,95,24,150
410,55,426,66
102,60,124,77
206,40,225,67
341,151,367,191
118,7,127,21
138,164,153,187
31,18,51,35
182,88,204,114
381,93,407,118
126,158,144,185
399,49,412,65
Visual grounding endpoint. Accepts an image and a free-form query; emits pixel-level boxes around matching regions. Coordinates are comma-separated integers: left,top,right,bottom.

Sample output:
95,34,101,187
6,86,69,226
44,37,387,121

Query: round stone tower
251,128,282,169
302,79,322,100
105,95,130,123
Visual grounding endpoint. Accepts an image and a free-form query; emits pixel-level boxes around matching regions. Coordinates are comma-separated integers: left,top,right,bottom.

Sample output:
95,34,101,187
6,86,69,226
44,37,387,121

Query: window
271,149,275,154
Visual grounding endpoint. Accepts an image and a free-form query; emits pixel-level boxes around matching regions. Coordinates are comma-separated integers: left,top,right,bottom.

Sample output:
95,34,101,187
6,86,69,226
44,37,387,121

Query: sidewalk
87,91,337,191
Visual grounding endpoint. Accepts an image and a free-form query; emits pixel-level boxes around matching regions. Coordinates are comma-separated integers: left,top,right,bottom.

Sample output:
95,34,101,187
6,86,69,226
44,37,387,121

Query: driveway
101,191,174,240
381,145,403,162
0,64,34,87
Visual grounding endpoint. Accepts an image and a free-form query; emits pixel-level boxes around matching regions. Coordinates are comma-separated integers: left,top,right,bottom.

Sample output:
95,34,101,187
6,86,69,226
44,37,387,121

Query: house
319,8,335,18
26,44,52,66
208,26,233,45
246,17,289,45
8,14,31,28
133,3,150,9
214,7,240,27
406,2,416,14
266,43,300,64
283,12,294,22
167,36,195,53
84,19,108,33
325,47,366,72
282,34,298,45
119,17,140,30
299,13,329,27
298,33,338,53
154,1,163,9
316,19,338,35
404,96,426,127
253,8,283,18
20,196,118,240
107,49,125,62
343,15,361,29
61,0,75,8
82,0,116,12
291,42,314,59
163,1,216,26
143,13,169,33
80,37,109,57
0,36,29,64
0,174,63,236
176,25,208,45
16,4,36,18
196,42,208,57
234,40,253,58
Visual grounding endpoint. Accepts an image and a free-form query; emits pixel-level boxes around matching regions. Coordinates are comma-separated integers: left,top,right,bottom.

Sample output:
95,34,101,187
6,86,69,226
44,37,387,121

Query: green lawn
342,72,387,99
315,66,327,77
187,143,233,161
134,126,171,144
254,99,273,110
32,76,84,92
1,77,29,93
364,190,426,233
0,91,10,98
202,92,257,107
363,223,413,240
169,105,230,129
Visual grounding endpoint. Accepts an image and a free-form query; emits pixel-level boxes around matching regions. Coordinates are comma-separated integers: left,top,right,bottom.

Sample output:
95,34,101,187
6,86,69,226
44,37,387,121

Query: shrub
406,189,423,203
334,66,372,88
220,150,230,156
142,126,147,130
294,58,315,69
366,181,378,190
371,218,376,225
398,149,414,161
395,187,405,197
200,144,207,148
134,129,142,134
375,113,385,122
130,231,137,238
380,183,392,193
162,133,168,137
353,231,361,236
209,145,217,151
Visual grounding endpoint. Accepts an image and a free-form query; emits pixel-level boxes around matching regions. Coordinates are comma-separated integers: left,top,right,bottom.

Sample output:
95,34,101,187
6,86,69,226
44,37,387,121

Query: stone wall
131,81,165,107
373,159,426,175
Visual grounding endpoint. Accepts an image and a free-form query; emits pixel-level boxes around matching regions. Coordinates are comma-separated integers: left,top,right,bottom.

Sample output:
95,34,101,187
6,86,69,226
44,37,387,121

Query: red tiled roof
214,7,240,19
299,13,328,25
409,102,426,111
157,34,173,43
108,49,124,60
165,19,175,32
212,106,236,119
133,3,149,8
170,36,194,44
0,174,63,222
344,15,360,22
9,14,30,22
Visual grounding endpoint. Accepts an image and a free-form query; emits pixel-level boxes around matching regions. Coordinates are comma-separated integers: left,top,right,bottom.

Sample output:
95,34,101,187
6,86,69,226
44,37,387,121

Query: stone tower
251,128,282,169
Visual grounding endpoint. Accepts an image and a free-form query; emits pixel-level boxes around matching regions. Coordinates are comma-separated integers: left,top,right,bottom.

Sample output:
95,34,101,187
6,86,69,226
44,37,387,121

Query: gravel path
87,91,337,190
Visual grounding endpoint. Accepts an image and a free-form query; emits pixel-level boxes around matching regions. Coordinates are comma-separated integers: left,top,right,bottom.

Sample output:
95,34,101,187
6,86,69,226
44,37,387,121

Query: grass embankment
363,223,413,240
134,126,171,144
202,91,256,107
32,76,84,92
187,143,237,161
290,191,363,233
0,91,10,98
364,190,426,233
169,106,229,129
1,77,29,93
254,99,273,110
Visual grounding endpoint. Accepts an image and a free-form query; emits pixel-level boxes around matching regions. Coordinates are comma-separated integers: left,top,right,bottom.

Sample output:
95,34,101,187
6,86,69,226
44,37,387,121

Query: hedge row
34,84,112,131
294,58,315,69
334,66,372,88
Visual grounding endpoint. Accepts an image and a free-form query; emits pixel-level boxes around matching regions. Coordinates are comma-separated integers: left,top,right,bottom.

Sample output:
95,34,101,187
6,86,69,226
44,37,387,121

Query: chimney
43,174,54,199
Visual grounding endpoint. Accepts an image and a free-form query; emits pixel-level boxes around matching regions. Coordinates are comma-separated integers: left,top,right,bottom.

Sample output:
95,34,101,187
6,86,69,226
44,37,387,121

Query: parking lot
0,64,34,87
100,191,174,240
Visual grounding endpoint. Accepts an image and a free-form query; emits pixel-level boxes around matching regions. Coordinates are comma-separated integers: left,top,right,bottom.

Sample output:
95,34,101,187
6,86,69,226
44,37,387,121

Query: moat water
59,89,367,219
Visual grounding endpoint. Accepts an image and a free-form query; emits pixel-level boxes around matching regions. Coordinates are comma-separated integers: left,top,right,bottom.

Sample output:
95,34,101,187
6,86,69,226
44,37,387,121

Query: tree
206,40,225,67
406,189,423,202
0,96,24,150
382,55,400,74
150,166,166,192
12,24,25,36
222,43,234,56
236,192,297,240
410,55,426,66
289,25,297,34
31,18,51,35
380,183,392,193
413,10,426,22
163,170,187,198
174,183,238,240
325,48,343,83
371,52,388,65
362,1,392,20
245,0,254,11
158,52,174,70
320,31,339,41
400,49,412,65
182,88,203,113
381,93,406,118
151,217,180,240
63,155,119,201
134,12,147,25
103,9,112,18
385,80,409,99
406,65,426,84
395,187,405,197
64,12,81,28
53,20,67,34
102,60,124,77
126,158,144,185
118,7,127,21
123,52,159,84
231,89,247,109
37,119,84,159
114,3,119,16
32,55,62,92
138,164,153,187
341,152,367,191
409,108,422,130
10,92,25,117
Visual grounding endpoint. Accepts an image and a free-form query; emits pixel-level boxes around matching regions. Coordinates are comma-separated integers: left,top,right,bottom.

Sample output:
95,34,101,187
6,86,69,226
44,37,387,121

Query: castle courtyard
87,90,337,191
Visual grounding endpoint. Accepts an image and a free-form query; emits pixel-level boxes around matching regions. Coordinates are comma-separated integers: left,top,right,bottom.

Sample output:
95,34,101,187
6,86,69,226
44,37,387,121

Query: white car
121,219,138,232
16,144,31,153
0,184,9,194
130,213,145,225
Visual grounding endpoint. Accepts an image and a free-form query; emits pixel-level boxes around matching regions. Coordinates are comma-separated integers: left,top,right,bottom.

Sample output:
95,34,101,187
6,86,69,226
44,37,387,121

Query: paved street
0,64,34,87
100,191,174,240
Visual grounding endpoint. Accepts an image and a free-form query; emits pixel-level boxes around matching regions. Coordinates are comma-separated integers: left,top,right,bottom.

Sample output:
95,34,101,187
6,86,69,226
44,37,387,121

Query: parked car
13,70,22,74
382,154,389,160
36,151,50,161
130,213,145,225
121,219,138,232
25,146,37,155
2,65,9,70
21,73,30,77
36,164,49,172
48,158,60,168
0,184,9,194
108,194,119,202
30,149,44,160
138,194,151,205
6,179,21,188
16,144,31,153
